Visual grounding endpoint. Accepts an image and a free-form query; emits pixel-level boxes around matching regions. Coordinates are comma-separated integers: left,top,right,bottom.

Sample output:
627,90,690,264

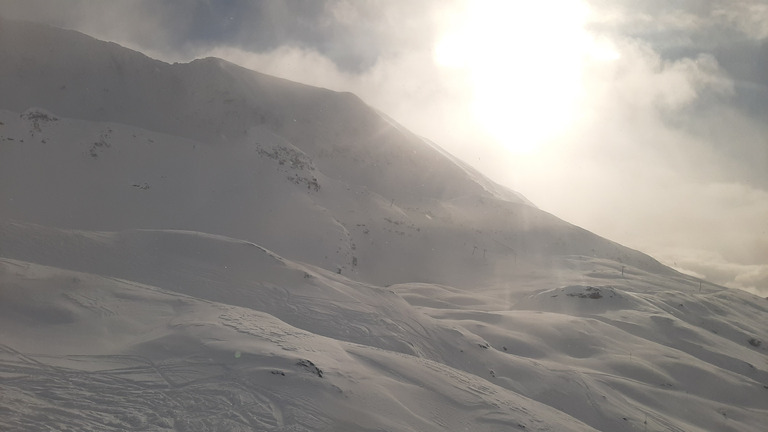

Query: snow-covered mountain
1,17,766,432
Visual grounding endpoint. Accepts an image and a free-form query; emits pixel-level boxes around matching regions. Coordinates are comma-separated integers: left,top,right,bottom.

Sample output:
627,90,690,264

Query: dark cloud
586,0,768,101
0,0,439,72
584,0,768,189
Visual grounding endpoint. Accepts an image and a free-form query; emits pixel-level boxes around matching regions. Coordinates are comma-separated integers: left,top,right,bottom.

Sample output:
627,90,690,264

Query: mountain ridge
0,16,674,286
1,16,766,432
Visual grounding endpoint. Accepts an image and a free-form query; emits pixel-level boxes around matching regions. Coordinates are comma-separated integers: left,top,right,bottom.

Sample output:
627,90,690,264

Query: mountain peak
0,16,675,285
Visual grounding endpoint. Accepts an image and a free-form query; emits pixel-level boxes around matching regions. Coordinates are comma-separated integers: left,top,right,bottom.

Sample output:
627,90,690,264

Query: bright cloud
433,0,599,153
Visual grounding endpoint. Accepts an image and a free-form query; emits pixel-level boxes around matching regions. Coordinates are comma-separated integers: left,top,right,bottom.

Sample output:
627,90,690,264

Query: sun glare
434,0,616,155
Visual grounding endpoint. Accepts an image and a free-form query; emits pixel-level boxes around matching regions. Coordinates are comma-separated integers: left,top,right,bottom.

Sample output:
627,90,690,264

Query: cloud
0,1,437,71
713,0,768,40
205,45,351,89
657,247,768,297
596,42,733,112
197,42,480,157
0,0,227,60
492,14,766,297
203,31,767,300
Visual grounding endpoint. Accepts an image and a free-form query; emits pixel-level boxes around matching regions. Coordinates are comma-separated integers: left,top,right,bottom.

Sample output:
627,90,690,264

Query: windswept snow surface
1,17,767,432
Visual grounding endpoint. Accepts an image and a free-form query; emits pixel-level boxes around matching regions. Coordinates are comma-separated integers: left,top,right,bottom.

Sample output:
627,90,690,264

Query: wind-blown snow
0,16,766,432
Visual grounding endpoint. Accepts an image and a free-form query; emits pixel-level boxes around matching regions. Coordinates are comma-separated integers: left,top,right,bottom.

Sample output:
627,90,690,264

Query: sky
1,0,766,296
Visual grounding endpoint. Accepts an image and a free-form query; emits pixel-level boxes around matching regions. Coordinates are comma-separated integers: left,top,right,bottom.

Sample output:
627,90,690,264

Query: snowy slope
1,16,767,432
0,16,672,284
0,106,670,288
1,222,766,432
0,257,600,432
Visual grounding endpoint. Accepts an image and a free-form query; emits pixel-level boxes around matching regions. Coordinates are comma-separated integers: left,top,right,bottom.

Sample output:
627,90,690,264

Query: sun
434,0,616,155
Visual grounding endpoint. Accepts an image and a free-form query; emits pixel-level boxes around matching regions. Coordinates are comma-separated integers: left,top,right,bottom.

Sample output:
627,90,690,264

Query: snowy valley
0,17,766,432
